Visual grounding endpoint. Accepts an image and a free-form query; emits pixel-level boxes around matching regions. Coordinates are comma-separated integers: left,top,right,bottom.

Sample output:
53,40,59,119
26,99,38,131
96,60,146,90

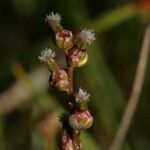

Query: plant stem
66,58,82,150
68,66,74,95
67,66,74,112
110,24,150,150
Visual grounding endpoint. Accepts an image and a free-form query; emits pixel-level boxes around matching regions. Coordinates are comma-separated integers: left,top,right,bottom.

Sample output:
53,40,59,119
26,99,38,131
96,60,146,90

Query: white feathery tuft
45,12,61,25
38,48,56,63
75,87,90,103
77,29,95,44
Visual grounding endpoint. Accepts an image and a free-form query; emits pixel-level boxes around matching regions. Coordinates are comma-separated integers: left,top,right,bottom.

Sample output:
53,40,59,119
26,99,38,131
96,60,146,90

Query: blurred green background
0,0,150,150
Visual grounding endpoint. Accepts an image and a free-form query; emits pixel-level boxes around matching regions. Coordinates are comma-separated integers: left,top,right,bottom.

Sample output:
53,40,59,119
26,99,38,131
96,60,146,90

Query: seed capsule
55,29,74,50
69,110,93,129
61,131,75,150
68,48,88,68
50,67,69,92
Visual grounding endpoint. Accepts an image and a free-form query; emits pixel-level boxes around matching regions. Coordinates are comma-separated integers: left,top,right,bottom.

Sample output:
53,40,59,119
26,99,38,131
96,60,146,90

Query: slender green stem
47,61,57,71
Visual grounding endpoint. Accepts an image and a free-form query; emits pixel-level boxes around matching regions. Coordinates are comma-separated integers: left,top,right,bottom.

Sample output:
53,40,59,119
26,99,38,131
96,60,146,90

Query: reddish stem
67,66,74,111
66,55,82,150
68,66,73,95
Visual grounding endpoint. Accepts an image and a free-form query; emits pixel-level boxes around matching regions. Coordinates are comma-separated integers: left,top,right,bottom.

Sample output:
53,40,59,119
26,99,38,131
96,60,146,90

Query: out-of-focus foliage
0,0,150,150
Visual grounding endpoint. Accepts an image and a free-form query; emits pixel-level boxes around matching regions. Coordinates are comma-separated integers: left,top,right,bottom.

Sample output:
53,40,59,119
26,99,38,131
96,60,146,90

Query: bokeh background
0,0,150,150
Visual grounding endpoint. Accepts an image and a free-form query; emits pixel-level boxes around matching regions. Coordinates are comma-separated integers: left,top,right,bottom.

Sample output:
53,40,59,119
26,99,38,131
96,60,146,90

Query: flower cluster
38,12,95,150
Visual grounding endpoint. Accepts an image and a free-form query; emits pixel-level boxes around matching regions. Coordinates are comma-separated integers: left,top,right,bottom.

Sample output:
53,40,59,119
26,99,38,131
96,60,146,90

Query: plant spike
38,12,95,150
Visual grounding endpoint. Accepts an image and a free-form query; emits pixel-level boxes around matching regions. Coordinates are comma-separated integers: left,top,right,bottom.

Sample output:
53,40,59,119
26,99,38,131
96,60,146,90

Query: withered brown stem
110,24,150,150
